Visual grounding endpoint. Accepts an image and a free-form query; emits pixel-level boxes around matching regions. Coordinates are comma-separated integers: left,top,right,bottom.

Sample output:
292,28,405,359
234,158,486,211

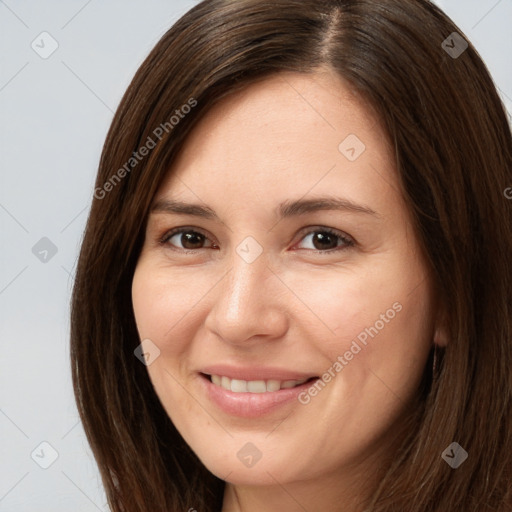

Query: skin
131,69,447,511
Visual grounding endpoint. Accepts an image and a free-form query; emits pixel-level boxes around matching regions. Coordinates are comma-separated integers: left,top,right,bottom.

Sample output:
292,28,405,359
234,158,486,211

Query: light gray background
0,1,511,510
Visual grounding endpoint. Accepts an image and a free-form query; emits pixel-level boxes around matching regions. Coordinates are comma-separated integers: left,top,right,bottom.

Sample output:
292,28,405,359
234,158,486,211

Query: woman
70,0,512,510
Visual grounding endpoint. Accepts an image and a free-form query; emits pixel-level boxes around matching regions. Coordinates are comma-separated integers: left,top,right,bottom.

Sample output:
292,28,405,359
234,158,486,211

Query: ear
433,304,449,347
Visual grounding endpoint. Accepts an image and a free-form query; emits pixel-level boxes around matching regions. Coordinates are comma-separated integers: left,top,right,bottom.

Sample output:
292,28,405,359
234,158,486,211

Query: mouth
198,371,320,418
202,373,317,393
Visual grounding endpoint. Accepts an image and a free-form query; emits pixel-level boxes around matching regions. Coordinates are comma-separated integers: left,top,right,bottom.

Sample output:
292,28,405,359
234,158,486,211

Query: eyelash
159,226,355,254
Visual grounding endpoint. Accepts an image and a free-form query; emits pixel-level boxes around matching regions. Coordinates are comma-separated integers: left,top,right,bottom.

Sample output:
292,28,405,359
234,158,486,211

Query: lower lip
199,374,318,418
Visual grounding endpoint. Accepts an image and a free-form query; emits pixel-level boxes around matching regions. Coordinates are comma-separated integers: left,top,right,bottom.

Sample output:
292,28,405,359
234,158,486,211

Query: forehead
156,70,398,215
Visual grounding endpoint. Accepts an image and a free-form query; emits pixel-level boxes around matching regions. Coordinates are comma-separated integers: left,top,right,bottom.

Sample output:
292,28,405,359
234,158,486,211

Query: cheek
131,262,206,418
286,258,433,406
283,253,431,347
131,261,224,420
285,276,433,469
131,262,214,349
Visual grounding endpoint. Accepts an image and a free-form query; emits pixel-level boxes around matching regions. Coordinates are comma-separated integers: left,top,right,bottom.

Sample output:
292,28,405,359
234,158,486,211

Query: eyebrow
150,196,379,220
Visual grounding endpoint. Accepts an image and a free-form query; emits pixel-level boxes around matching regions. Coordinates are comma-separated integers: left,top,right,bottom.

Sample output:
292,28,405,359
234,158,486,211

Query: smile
209,374,310,393
199,370,319,418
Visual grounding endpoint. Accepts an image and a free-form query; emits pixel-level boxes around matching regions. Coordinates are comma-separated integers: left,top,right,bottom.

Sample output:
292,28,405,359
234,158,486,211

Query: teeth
266,380,281,392
231,379,247,393
247,380,266,393
210,375,309,393
281,380,299,389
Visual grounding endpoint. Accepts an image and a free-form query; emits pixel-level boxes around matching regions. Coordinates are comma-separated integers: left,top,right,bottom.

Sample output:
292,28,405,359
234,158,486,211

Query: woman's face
132,71,442,492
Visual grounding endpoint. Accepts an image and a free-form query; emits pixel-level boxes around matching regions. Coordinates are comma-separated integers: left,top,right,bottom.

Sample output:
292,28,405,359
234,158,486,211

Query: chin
190,437,303,486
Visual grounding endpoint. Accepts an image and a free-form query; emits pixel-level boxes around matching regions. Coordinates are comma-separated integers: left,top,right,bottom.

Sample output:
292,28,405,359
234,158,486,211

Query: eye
295,228,354,252
159,226,353,253
161,228,217,250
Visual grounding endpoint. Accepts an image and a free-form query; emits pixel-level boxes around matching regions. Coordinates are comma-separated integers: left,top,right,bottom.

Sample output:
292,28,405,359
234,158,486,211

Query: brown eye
180,231,206,249
296,229,354,252
311,232,338,250
163,229,215,250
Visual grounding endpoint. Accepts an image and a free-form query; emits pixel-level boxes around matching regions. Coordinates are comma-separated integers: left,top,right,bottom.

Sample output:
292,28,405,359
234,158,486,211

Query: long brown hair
70,0,512,510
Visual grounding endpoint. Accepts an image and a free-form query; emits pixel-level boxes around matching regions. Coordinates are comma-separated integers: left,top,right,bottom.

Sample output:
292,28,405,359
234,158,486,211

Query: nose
204,248,289,346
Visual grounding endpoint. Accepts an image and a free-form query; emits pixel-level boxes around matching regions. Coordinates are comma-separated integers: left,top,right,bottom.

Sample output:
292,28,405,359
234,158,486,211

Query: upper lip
200,364,318,381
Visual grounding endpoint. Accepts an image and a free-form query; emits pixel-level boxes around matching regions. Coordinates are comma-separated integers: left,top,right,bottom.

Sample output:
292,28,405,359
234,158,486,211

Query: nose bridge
206,244,287,343
222,249,271,321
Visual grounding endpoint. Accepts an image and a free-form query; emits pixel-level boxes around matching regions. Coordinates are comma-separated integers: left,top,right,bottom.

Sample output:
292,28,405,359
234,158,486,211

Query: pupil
313,232,337,250
182,232,204,249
